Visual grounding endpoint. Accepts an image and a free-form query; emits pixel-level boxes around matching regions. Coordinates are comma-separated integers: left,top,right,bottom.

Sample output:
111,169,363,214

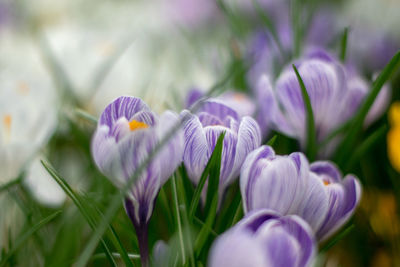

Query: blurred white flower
0,32,57,184
24,157,66,207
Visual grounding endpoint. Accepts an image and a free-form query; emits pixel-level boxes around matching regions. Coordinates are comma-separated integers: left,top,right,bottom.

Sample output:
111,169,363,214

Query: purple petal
248,156,305,214
232,116,261,183
316,175,362,241
198,100,239,121
185,88,204,108
208,228,267,267
154,111,184,184
256,75,295,138
182,111,210,184
297,173,330,231
310,161,342,183
99,96,154,128
240,146,275,213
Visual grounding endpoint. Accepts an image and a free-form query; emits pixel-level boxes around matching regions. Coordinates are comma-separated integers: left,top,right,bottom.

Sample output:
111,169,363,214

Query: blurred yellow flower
388,102,400,172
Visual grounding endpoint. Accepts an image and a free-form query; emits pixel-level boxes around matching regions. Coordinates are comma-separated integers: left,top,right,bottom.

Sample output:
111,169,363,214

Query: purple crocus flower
256,49,390,154
92,96,183,266
182,100,261,195
241,145,362,241
209,209,316,267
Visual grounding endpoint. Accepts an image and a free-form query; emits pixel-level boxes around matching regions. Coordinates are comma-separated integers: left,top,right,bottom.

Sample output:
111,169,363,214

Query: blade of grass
266,134,278,146
345,124,387,171
291,0,302,58
230,200,243,228
0,211,61,267
188,133,226,221
0,176,23,193
75,109,98,125
293,65,317,160
320,224,355,253
339,27,349,62
334,51,400,164
41,161,119,267
171,175,186,264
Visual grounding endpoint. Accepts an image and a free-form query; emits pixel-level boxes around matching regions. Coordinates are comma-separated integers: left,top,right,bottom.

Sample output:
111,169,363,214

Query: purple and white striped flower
256,49,390,153
209,209,316,267
241,145,362,241
182,100,261,194
92,96,184,226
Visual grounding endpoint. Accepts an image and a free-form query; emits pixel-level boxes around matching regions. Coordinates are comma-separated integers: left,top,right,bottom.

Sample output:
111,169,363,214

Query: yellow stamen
323,180,330,186
128,120,148,131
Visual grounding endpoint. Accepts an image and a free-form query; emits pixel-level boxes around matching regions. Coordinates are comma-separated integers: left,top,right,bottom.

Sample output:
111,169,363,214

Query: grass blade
0,211,61,267
320,224,355,253
334,51,400,164
339,27,349,62
0,176,23,193
171,175,186,264
345,124,387,171
188,133,225,221
293,65,317,160
266,135,278,146
41,161,119,267
75,109,98,125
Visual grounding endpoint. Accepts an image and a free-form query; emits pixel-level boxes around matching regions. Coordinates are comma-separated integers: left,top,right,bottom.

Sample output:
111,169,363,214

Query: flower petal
182,111,210,184
99,96,153,128
316,175,362,240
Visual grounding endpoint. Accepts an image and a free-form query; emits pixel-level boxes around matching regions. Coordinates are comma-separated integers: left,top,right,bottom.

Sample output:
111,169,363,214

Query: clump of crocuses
209,209,316,267
182,99,261,196
92,96,183,266
240,145,362,241
256,49,390,154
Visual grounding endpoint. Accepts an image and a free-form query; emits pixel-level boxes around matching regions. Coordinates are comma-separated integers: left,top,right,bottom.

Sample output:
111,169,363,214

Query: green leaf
345,124,387,171
188,132,226,221
266,135,278,146
193,133,224,257
0,211,61,267
334,51,400,164
291,0,303,58
292,65,317,160
320,224,355,253
230,200,243,228
339,27,349,62
75,108,98,125
171,175,186,264
0,175,23,193
41,161,119,267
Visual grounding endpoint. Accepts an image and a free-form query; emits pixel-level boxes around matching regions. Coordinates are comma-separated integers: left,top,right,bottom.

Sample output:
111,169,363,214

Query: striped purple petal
209,209,316,267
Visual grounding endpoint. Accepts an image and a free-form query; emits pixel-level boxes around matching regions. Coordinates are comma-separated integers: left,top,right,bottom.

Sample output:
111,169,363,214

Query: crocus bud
182,100,261,194
92,96,184,226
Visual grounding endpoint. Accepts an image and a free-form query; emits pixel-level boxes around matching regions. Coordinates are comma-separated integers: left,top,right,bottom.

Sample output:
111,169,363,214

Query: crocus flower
387,102,400,173
185,88,256,118
92,96,183,266
256,49,390,154
209,209,316,267
182,100,261,195
241,145,362,241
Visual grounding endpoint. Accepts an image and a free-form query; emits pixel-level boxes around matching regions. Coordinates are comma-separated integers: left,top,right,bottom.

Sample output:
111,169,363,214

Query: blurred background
0,0,400,266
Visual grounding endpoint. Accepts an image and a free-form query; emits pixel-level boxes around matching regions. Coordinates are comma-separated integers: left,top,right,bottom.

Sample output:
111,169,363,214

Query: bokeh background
1,0,400,266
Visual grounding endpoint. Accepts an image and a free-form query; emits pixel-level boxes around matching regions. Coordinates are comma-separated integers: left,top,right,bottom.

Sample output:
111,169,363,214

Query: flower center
128,120,148,131
323,180,330,186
